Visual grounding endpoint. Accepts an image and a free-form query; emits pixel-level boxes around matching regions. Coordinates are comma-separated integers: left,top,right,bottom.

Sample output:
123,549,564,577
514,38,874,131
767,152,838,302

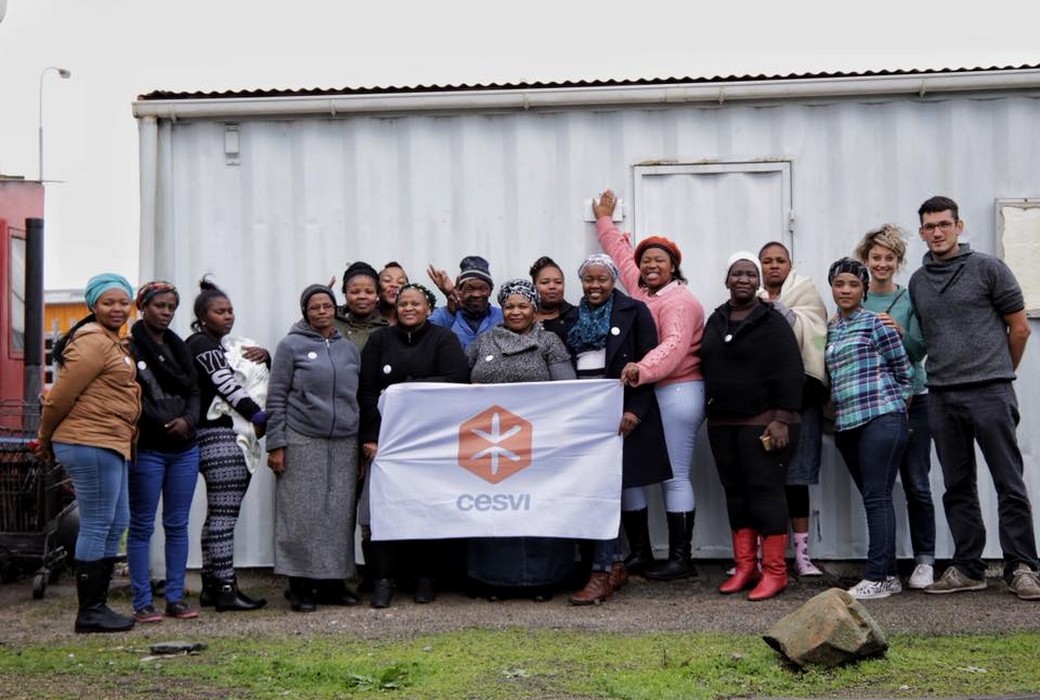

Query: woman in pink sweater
593,190,706,580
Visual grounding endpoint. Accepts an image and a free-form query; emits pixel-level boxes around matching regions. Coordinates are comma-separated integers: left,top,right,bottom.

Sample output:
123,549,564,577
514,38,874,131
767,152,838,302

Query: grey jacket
266,319,361,450
467,324,575,384
909,243,1025,389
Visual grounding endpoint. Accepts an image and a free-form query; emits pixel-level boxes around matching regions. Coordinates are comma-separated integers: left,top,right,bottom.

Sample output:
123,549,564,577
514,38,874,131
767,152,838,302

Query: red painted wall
0,179,45,404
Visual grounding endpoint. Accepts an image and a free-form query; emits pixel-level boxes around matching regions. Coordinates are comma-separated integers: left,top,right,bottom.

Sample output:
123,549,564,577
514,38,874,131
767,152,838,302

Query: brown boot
568,571,612,606
609,562,629,592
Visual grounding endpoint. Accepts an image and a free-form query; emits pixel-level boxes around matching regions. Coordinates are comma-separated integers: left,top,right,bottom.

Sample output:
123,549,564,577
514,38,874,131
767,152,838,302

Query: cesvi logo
457,405,532,484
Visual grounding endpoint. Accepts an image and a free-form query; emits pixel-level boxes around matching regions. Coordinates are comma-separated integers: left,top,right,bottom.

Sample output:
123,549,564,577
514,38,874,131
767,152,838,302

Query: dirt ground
2,562,1039,645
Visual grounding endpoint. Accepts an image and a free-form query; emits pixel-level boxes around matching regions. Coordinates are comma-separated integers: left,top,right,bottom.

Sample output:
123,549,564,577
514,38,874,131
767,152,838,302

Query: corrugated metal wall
143,89,1040,566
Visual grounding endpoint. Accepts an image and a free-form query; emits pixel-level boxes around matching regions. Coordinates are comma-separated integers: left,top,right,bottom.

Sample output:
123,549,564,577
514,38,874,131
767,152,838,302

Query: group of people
36,193,1039,633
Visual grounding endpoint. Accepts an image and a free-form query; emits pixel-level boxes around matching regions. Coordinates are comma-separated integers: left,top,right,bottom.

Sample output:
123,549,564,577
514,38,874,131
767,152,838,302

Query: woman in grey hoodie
266,284,362,612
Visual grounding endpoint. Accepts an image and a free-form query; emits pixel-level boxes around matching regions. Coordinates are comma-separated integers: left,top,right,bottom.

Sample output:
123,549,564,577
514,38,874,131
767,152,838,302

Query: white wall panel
143,89,1040,567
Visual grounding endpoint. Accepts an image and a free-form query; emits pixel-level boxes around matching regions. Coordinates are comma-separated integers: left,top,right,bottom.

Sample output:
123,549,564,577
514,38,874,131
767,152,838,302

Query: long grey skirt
274,428,358,579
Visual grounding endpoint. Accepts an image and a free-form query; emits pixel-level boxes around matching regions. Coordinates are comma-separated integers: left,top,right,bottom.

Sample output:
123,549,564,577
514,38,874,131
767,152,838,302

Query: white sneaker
847,579,892,600
908,563,934,589
884,575,903,595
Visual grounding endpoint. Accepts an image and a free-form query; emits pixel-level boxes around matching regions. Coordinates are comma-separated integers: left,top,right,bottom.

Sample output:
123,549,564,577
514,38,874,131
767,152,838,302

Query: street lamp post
38,66,71,182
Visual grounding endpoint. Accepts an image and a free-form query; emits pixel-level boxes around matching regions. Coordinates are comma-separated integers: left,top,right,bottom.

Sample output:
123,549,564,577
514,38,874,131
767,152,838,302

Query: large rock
762,587,888,668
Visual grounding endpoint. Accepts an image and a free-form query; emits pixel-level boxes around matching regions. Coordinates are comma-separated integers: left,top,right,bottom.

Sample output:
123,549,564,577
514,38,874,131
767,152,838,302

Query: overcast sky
2,0,1039,288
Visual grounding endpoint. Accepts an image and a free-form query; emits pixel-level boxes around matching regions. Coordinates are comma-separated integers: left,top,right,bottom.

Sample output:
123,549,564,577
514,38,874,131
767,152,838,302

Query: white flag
370,379,623,540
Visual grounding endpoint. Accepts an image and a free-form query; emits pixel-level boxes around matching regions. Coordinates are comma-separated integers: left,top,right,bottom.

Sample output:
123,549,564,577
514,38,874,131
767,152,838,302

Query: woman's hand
762,421,790,451
31,439,54,463
619,411,640,437
252,421,266,439
593,190,617,220
875,312,905,336
268,448,286,474
363,442,378,462
619,362,641,387
164,417,192,440
242,345,270,364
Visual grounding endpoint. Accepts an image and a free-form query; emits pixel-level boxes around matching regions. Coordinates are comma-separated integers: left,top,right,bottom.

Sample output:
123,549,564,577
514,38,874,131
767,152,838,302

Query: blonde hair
854,224,907,266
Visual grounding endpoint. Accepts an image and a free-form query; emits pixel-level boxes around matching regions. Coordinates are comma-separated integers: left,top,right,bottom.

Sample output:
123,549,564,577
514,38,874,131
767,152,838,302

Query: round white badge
383,364,392,374
610,326,620,336
137,360,147,370
724,334,733,343
307,351,318,360
485,355,494,362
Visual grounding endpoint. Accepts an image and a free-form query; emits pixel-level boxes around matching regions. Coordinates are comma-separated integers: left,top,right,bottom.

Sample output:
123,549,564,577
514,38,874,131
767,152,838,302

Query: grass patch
2,629,1039,699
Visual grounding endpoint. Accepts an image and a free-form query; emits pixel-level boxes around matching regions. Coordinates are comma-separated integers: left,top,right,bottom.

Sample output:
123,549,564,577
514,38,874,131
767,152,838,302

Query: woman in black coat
358,283,470,608
701,252,804,602
566,254,672,605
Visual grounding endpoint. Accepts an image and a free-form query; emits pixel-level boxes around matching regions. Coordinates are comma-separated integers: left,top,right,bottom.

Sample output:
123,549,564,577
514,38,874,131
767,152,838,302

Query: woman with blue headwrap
38,273,140,633
564,255,672,605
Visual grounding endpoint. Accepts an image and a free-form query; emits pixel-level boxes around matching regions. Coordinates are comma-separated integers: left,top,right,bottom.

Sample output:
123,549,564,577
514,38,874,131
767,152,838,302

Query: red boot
748,534,788,601
720,529,760,594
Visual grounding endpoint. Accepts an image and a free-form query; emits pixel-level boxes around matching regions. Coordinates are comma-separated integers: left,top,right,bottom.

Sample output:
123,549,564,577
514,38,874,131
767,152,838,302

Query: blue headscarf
85,273,133,308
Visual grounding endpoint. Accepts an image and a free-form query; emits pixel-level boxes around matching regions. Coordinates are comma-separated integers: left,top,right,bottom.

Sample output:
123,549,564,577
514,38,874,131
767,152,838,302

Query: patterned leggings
197,427,251,581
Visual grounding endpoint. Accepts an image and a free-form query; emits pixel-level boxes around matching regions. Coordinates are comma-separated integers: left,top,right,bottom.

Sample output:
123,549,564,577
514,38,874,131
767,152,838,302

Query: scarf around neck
568,294,614,354
130,321,197,395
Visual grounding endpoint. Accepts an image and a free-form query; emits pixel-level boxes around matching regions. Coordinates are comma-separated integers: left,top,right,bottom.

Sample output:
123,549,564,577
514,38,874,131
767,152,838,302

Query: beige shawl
778,271,829,387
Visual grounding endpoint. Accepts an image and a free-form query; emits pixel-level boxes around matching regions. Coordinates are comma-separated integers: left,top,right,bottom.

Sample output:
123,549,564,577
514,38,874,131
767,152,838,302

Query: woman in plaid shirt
825,257,912,600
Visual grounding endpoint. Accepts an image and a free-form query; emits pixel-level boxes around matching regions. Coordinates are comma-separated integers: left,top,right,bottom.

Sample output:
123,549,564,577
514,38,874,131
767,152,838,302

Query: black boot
74,559,135,633
288,577,317,613
621,508,655,574
213,577,266,612
199,572,215,607
315,579,360,606
230,574,268,608
370,578,394,609
643,511,698,580
414,576,436,604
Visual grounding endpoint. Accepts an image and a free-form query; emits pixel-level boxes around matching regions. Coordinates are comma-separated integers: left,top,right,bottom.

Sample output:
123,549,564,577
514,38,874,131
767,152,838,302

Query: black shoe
414,576,436,604
288,578,317,613
371,578,394,609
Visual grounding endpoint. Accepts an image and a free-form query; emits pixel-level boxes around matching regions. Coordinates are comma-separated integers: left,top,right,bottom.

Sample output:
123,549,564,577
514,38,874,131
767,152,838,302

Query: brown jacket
39,323,141,460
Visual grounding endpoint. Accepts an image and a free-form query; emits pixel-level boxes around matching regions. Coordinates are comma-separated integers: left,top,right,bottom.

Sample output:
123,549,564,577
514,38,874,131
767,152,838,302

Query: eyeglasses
921,220,957,233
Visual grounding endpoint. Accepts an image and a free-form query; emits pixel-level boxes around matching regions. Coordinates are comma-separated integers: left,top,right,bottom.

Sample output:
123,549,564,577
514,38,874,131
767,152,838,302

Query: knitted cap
300,284,336,314
726,250,763,283
457,255,493,288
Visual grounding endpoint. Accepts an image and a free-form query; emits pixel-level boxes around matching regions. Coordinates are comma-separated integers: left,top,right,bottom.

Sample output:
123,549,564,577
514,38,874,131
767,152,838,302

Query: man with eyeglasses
908,195,1039,601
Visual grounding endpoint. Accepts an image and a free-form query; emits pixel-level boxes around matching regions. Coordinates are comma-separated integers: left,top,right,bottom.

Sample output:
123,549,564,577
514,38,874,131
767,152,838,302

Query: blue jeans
128,446,200,609
54,443,129,562
835,412,908,582
591,538,619,572
900,396,935,559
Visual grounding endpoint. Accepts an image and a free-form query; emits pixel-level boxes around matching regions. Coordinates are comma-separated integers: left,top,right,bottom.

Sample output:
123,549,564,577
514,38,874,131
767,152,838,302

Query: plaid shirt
826,308,912,431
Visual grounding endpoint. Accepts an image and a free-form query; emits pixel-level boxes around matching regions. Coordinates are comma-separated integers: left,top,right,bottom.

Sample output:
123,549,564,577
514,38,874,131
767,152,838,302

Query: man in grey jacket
909,195,1039,601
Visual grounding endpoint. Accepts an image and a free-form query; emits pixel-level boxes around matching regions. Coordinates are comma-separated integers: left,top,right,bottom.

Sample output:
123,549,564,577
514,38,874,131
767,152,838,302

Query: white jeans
622,380,705,512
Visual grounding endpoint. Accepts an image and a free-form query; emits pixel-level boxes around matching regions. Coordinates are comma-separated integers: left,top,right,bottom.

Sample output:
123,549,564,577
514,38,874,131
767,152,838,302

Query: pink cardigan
596,217,704,387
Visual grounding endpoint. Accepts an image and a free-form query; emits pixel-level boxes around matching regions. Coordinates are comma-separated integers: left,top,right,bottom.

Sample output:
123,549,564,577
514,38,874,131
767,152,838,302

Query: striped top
826,307,912,431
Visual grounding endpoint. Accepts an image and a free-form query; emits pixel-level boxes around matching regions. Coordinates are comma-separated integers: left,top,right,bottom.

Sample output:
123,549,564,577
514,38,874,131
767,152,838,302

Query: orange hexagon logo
458,405,533,484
